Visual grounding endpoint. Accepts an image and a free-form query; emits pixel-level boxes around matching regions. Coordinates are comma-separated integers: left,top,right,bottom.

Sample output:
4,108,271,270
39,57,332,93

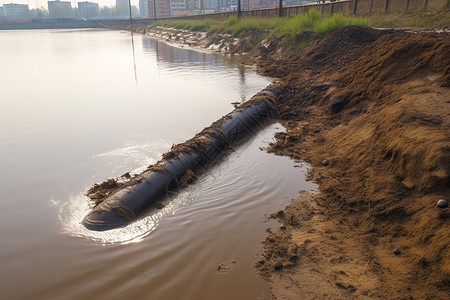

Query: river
0,28,315,299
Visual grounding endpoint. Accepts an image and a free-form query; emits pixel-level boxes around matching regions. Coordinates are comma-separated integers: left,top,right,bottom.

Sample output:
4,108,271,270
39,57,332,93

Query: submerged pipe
82,81,285,231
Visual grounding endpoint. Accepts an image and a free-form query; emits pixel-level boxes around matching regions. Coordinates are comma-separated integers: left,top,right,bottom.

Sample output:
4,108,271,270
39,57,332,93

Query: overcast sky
0,0,140,9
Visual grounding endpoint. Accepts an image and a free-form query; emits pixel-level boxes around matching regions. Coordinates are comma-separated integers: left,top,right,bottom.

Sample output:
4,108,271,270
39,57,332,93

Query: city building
186,0,200,10
116,0,129,18
48,0,73,18
248,0,259,9
170,0,186,15
1,3,30,19
139,0,149,16
77,1,99,19
148,0,170,17
258,0,277,8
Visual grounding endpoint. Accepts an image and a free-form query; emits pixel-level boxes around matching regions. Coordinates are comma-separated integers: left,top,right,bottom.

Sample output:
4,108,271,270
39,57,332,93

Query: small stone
322,159,329,166
437,199,448,208
273,260,283,270
330,97,347,113
155,202,165,209
393,249,401,255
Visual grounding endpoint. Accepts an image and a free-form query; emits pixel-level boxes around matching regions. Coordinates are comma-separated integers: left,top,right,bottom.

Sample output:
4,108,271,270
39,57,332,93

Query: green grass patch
211,9,368,41
149,9,368,40
207,15,274,37
315,13,369,36
146,10,369,50
271,9,322,39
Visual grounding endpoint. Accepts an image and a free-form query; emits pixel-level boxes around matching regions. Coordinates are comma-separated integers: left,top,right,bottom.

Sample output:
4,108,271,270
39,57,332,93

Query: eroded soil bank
251,26,449,299
130,24,449,299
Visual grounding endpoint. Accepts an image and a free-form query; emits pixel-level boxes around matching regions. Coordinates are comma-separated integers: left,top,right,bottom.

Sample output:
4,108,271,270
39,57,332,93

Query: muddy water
0,29,315,299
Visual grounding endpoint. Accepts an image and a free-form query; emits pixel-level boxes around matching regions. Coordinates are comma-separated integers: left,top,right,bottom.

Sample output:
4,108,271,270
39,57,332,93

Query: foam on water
92,139,171,176
57,187,200,245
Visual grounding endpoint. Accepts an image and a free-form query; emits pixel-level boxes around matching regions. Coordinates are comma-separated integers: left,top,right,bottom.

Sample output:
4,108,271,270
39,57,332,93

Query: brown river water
0,29,315,299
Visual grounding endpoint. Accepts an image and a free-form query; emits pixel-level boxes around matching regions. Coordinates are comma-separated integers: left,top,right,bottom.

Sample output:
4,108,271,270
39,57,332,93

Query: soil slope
252,27,449,299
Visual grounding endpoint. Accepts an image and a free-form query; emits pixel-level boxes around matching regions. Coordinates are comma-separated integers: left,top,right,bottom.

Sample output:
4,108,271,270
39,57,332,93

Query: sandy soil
132,24,449,299
251,27,450,299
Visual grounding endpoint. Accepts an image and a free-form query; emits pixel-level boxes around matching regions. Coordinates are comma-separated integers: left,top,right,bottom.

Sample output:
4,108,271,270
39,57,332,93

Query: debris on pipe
82,81,286,231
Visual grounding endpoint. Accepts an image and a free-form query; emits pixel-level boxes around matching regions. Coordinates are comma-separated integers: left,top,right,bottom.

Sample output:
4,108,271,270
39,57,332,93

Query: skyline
0,0,139,10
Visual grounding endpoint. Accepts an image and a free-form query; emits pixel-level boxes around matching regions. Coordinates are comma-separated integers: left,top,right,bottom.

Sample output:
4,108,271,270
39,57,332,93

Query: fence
182,0,446,20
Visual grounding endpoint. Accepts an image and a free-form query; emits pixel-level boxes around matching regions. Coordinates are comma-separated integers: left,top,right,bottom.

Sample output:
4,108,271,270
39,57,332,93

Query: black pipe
82,81,285,231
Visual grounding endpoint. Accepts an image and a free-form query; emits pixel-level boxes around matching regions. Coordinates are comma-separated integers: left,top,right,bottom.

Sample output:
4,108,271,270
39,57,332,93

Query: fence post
238,0,242,18
353,0,358,15
279,0,283,17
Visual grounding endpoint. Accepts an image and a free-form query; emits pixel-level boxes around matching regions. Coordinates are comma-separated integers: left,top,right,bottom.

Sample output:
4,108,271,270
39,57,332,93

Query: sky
0,0,140,9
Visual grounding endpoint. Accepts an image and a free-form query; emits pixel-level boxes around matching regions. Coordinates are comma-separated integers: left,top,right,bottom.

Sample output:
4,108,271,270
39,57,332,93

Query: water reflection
141,36,250,102
238,63,246,103
131,32,138,84
142,37,234,67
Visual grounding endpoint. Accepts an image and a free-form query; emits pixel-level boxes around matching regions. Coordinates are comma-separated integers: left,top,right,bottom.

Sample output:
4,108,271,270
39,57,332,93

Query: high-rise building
170,0,186,15
139,0,149,16
48,0,73,18
259,0,276,7
249,0,259,9
186,0,200,10
78,1,99,19
116,0,129,18
148,0,170,17
2,3,30,19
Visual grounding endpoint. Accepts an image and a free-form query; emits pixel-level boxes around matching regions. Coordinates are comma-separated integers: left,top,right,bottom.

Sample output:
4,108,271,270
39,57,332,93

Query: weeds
146,6,448,52
208,16,274,36
315,13,369,36
368,7,450,28
150,9,368,41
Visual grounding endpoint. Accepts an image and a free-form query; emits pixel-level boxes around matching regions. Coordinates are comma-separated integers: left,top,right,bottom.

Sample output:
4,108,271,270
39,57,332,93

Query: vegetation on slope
149,6,449,47
150,9,369,47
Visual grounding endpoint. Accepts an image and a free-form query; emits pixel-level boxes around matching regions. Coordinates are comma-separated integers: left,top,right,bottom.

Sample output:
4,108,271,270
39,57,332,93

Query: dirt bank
251,27,449,299
132,24,449,299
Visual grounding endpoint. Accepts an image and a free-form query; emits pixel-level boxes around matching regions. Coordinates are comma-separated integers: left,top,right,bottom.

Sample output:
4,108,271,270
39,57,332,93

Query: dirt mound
254,27,450,299
305,26,388,68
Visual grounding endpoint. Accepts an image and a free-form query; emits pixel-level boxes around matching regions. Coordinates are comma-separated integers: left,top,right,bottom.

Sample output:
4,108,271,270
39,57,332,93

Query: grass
146,7,448,51
368,7,450,28
208,10,369,40
315,13,369,35
151,9,369,45
207,16,274,37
